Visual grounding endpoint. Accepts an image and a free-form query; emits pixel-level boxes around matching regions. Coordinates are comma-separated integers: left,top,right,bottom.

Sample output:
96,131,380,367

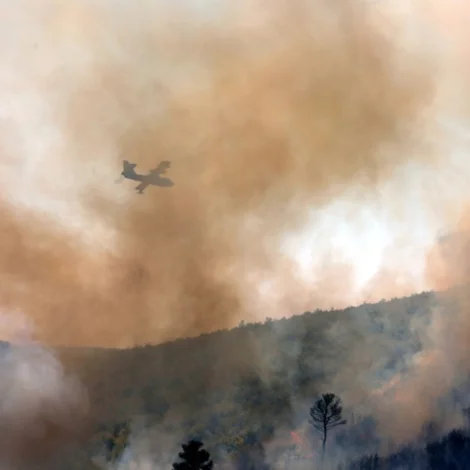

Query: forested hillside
55,291,450,468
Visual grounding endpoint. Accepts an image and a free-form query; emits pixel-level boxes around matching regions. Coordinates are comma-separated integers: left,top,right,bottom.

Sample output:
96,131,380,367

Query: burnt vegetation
52,291,470,469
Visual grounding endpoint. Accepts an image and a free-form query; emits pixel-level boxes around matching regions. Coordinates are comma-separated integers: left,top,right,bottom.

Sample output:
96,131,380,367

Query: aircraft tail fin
121,160,142,181
122,160,137,172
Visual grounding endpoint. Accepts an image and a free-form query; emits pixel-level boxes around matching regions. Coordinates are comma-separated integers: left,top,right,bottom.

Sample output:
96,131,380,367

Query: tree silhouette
173,439,213,470
309,393,346,460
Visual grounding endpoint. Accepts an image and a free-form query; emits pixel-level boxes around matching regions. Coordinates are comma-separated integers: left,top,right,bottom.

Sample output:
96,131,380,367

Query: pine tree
172,439,213,470
310,393,346,460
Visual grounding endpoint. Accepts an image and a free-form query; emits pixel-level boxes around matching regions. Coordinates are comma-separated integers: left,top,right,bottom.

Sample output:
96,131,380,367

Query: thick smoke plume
349,0,470,444
0,0,445,348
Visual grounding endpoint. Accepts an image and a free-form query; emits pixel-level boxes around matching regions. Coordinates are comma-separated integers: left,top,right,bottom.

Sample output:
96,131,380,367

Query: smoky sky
0,0,468,348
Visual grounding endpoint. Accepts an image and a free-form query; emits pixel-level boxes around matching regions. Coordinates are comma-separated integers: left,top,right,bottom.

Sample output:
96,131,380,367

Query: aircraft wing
149,176,174,187
151,161,171,175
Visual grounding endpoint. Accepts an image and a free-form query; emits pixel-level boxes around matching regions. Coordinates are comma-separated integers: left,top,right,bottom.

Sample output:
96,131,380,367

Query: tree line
103,392,346,468
101,392,470,469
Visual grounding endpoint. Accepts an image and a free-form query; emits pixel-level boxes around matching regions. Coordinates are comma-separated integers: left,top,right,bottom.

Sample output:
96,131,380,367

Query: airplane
120,160,174,194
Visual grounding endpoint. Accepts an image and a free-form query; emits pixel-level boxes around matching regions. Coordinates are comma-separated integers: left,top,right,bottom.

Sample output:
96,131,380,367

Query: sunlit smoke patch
281,200,392,288
282,146,470,309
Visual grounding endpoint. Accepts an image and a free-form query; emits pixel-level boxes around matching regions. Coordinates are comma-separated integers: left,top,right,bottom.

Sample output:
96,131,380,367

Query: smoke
0,312,89,470
4,0,470,465
365,227,470,450
0,0,447,349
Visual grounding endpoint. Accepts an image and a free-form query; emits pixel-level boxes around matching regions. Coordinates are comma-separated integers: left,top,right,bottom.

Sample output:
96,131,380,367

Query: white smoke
0,311,89,470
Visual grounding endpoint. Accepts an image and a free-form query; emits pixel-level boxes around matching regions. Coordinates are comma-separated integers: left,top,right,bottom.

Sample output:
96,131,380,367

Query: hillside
55,291,440,463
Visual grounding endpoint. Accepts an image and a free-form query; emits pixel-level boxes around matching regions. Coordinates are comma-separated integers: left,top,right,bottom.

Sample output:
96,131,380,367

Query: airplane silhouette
120,160,174,194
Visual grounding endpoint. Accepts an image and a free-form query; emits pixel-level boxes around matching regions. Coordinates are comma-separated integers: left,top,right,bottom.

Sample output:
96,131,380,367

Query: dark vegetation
54,291,470,469
173,440,213,470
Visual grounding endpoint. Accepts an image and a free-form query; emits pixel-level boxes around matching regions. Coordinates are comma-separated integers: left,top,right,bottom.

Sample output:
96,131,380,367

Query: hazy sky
1,0,470,346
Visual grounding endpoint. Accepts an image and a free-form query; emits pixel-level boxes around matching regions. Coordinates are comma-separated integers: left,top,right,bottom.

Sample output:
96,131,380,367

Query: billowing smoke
0,0,445,348
365,225,470,449
0,313,89,470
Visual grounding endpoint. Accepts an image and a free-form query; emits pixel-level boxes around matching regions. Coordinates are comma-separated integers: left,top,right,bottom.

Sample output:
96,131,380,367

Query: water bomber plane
120,160,174,194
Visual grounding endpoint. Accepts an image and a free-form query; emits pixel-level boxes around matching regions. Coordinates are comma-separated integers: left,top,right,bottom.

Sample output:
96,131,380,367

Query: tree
173,439,213,470
309,393,346,460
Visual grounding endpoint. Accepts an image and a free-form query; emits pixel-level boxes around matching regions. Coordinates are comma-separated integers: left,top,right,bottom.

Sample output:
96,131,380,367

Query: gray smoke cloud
0,312,89,470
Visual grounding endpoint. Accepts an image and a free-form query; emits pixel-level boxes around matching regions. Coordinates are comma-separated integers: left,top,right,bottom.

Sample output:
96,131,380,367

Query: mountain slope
55,291,437,457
